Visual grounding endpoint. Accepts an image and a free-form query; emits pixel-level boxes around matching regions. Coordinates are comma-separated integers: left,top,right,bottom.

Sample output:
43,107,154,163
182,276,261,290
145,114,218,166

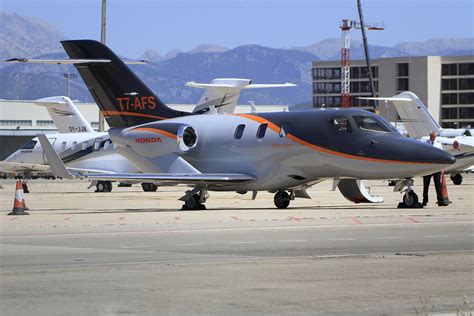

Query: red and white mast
340,19,352,108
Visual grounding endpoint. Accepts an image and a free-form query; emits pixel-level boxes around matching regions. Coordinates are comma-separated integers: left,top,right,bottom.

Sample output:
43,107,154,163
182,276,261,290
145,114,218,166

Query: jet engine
110,123,198,158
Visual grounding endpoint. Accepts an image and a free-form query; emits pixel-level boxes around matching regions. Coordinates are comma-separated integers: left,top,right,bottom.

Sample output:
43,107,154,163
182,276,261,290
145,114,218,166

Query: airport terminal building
312,55,474,128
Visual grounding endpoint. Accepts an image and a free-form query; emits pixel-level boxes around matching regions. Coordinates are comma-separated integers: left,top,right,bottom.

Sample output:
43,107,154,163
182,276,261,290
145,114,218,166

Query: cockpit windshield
353,115,392,133
20,140,38,150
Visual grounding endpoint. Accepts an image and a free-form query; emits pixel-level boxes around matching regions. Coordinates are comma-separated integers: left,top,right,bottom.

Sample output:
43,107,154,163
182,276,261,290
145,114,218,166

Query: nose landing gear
180,188,208,210
395,178,422,208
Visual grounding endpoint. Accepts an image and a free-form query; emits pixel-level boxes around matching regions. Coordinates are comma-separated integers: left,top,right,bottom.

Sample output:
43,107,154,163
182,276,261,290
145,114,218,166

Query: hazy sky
1,0,473,57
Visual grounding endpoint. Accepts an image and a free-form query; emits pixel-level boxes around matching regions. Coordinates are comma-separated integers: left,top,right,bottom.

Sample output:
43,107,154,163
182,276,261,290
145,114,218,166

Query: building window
442,64,458,76
459,93,474,104
442,107,458,119
459,78,474,90
256,123,268,139
351,67,360,79
397,63,409,77
459,63,474,76
442,79,458,91
442,93,458,105
36,120,54,127
459,107,474,119
0,120,33,126
234,124,245,139
397,78,409,91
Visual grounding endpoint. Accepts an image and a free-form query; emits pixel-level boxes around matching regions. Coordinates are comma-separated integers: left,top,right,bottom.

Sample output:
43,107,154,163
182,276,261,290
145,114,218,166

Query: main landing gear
274,190,292,209
141,183,158,192
450,173,463,185
95,181,112,192
180,188,208,210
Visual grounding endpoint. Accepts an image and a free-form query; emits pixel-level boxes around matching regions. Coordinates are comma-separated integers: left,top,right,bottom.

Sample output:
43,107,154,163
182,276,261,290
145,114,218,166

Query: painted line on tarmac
279,239,307,243
1,221,471,239
64,216,72,221
424,235,449,238
328,238,356,241
120,245,152,249
228,241,258,244
351,216,364,225
176,243,204,246
118,216,125,221
174,216,181,221
375,237,402,240
231,216,242,221
288,216,301,221
8,217,17,221
408,217,419,223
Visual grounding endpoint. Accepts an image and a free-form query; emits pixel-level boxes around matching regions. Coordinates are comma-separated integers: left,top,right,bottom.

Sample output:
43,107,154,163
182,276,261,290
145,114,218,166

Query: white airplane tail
186,78,296,114
361,92,441,138
34,96,94,133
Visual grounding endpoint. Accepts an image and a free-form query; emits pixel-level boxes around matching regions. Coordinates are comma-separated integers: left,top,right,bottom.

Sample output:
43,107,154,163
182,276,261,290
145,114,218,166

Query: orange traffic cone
439,172,450,206
8,180,29,215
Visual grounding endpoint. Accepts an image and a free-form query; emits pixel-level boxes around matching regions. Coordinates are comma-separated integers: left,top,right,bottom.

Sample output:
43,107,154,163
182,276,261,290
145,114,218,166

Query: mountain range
1,11,473,107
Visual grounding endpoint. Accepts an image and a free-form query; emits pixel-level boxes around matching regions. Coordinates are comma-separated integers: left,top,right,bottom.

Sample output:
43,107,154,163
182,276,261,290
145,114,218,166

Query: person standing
422,131,447,206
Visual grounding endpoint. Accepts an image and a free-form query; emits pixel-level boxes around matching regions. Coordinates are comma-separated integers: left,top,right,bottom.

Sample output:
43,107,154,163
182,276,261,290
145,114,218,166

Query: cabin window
81,142,88,150
61,141,67,150
234,124,245,139
71,141,78,151
93,138,103,151
256,123,268,139
329,116,352,133
20,140,37,149
353,115,390,133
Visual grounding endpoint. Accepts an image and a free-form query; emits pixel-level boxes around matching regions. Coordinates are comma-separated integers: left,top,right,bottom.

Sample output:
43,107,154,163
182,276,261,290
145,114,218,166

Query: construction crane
340,19,383,108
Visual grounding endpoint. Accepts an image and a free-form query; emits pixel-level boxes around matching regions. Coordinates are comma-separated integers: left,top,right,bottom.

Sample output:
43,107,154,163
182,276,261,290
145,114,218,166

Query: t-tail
61,40,190,128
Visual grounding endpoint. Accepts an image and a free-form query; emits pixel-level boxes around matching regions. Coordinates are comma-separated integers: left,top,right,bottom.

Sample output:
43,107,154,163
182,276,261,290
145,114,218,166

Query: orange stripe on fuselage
131,127,177,140
236,114,435,165
101,111,168,121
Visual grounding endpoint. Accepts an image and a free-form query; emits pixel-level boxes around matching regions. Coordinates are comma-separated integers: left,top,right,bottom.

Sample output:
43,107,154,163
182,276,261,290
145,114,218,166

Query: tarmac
0,175,473,315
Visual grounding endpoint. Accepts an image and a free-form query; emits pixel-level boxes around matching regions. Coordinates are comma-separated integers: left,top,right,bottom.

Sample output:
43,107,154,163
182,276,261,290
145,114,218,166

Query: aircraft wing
38,134,255,185
0,161,50,173
360,92,441,138
4,58,147,65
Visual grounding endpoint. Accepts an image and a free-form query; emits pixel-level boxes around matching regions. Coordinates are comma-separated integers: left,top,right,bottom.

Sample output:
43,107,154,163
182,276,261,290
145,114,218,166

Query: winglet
37,134,74,179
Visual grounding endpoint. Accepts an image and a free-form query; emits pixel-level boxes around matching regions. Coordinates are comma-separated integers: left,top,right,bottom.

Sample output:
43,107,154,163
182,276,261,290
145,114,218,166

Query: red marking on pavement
408,217,419,223
231,216,242,221
351,216,364,224
174,216,181,221
9,217,18,221
64,216,72,221
288,216,301,221
118,216,125,221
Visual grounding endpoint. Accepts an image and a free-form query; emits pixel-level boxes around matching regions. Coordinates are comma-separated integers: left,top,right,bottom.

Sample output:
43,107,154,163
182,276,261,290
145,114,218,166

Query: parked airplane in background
364,92,474,185
37,39,455,210
187,78,295,114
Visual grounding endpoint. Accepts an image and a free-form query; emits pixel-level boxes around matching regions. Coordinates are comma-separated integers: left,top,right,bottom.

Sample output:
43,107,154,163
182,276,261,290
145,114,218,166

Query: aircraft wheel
141,183,158,192
274,191,290,209
403,191,418,208
96,181,106,192
105,181,113,192
183,194,205,210
451,174,463,185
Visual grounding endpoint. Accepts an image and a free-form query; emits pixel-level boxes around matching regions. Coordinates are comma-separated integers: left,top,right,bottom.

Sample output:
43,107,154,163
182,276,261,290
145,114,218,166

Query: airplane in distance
37,39,455,210
363,92,474,185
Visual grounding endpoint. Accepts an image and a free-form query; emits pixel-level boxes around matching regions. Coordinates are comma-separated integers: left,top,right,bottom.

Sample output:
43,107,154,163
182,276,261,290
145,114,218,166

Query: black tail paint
61,40,191,128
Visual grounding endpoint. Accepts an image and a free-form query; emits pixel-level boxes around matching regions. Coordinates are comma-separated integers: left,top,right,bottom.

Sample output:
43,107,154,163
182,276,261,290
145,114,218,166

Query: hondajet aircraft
39,39,455,210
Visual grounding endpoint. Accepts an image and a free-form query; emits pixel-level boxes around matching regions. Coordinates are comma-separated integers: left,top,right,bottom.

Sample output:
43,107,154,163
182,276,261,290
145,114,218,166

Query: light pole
63,72,77,98
98,0,107,132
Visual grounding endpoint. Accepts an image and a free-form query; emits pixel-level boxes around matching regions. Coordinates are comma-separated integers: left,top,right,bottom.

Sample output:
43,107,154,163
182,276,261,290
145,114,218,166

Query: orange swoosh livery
236,114,436,165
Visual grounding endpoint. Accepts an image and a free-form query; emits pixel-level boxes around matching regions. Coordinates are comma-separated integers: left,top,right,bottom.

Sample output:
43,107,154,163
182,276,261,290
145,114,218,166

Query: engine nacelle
110,122,198,158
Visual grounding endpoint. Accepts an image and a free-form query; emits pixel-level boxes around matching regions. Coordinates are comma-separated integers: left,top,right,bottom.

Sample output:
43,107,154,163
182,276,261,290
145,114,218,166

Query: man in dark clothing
422,131,448,206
